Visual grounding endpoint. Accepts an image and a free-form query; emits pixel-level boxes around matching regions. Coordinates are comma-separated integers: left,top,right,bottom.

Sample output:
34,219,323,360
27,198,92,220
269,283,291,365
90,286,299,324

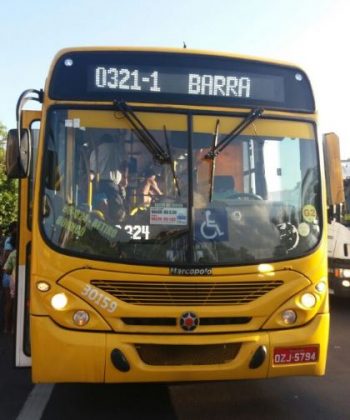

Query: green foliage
0,122,6,138
0,122,18,229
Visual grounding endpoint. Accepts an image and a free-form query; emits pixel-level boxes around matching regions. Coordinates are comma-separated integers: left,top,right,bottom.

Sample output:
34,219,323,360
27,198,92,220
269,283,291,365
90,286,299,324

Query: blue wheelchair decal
195,208,228,241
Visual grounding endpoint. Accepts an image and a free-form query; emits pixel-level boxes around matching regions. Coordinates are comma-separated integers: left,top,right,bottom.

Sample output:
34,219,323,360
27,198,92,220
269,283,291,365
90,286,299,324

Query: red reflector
273,345,319,365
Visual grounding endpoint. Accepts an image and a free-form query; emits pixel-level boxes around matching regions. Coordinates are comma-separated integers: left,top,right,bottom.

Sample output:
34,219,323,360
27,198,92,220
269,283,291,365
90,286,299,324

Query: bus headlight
281,309,297,325
51,293,68,310
300,293,316,308
264,284,323,330
73,310,90,326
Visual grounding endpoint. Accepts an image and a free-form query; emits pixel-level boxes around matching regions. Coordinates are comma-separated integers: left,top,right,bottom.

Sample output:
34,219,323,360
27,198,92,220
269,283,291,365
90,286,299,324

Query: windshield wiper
163,126,180,196
114,100,170,164
208,119,220,202
205,108,264,159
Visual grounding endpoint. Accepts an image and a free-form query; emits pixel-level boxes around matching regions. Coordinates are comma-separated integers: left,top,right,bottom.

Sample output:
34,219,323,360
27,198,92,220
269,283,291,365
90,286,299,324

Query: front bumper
31,313,329,383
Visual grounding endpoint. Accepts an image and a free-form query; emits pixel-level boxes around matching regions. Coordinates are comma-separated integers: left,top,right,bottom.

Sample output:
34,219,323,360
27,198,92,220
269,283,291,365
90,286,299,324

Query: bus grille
136,343,241,365
90,280,283,306
121,316,251,326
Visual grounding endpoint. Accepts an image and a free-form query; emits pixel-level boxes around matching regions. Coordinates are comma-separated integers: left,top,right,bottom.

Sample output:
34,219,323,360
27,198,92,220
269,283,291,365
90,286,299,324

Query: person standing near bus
0,226,5,332
1,222,17,334
90,134,128,224
3,233,17,334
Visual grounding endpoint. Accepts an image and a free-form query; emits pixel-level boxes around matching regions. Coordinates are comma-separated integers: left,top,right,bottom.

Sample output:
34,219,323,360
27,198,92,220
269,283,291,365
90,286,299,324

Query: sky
1,0,349,156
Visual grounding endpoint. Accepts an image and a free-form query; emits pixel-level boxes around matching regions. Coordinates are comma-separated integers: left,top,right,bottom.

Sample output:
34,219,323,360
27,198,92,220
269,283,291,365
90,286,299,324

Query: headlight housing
33,278,112,331
263,282,326,330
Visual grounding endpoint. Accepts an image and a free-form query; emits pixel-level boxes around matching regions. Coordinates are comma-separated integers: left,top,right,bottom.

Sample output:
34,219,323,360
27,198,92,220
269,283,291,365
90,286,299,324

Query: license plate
273,346,319,365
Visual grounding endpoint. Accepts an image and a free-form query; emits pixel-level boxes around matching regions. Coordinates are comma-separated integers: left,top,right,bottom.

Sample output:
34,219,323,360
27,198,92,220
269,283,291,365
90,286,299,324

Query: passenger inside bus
141,166,163,206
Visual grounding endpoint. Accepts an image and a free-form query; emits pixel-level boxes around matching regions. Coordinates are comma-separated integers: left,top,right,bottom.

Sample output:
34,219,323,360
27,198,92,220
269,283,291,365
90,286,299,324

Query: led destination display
49,51,315,111
90,65,284,103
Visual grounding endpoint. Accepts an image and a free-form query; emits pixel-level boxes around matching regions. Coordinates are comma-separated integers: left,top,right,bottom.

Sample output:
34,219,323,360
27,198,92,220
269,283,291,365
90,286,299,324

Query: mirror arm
16,89,43,149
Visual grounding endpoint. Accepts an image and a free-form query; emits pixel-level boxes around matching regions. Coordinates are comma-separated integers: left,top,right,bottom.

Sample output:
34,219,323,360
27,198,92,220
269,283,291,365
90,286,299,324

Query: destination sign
89,65,284,103
49,50,315,112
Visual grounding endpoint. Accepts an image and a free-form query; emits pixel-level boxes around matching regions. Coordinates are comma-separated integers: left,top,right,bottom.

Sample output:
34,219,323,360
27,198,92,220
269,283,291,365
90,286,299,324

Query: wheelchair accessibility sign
195,208,228,241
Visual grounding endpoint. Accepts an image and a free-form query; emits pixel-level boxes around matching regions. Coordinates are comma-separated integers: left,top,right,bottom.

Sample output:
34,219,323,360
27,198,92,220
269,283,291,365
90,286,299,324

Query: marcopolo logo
170,267,212,276
180,312,199,332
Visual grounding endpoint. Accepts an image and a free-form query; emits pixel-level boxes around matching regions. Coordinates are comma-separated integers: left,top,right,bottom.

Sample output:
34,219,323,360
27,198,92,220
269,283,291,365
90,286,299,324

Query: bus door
15,110,41,367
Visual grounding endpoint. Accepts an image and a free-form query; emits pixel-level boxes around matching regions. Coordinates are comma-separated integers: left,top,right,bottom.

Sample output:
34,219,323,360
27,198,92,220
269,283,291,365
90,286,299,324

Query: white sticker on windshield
150,207,187,225
298,222,310,237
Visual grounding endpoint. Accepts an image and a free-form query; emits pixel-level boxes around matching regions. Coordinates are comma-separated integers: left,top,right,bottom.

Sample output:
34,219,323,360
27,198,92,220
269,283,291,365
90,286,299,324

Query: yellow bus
6,47,343,383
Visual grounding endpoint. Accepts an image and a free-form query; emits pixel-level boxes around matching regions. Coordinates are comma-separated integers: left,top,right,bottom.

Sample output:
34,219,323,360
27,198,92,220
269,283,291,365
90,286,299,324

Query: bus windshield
41,108,321,266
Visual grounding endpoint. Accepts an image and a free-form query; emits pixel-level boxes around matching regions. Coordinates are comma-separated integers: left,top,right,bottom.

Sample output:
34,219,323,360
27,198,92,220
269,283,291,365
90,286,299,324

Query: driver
212,175,236,200
90,134,128,223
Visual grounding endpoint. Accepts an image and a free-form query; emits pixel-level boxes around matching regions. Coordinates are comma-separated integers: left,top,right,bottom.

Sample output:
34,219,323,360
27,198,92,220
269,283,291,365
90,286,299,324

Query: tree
0,122,18,229
0,121,6,137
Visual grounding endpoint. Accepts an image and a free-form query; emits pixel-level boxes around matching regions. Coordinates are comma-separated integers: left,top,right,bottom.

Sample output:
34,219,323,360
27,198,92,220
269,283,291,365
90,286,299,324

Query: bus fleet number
81,284,117,313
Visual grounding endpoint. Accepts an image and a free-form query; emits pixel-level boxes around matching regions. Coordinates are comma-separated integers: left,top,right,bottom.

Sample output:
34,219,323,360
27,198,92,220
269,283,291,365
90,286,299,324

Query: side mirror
6,129,31,179
323,132,344,205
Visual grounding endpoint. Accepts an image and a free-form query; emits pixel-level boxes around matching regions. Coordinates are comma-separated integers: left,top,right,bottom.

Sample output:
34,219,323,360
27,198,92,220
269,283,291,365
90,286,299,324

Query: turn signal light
36,281,50,292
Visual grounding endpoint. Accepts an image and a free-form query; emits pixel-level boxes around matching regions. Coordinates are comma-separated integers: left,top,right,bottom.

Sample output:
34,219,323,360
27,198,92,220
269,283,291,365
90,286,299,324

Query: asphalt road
1,297,349,420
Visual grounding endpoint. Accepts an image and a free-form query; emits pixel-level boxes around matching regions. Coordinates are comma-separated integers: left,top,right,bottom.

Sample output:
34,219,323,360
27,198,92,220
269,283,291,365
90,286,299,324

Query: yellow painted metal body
22,47,329,383
32,313,328,383
30,231,329,382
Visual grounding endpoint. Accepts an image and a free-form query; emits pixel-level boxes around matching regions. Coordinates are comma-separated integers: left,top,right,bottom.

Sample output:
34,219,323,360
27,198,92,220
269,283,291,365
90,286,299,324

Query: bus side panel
15,110,41,367
15,177,31,367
